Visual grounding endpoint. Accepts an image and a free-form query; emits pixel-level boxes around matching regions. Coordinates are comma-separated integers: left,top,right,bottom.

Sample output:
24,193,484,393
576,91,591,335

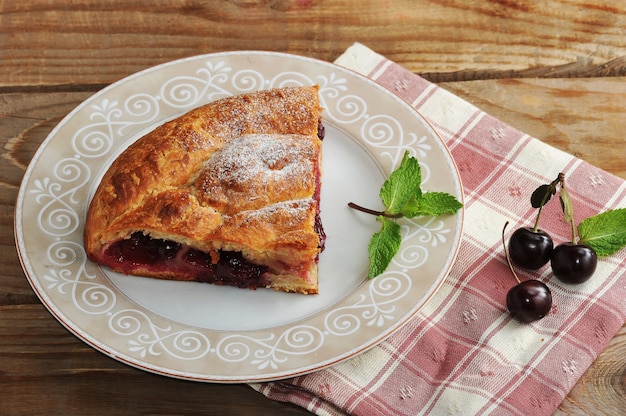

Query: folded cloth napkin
251,43,626,415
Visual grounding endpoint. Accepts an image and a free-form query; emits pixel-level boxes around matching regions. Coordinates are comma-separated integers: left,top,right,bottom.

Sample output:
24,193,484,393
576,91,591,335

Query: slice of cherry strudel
84,86,325,294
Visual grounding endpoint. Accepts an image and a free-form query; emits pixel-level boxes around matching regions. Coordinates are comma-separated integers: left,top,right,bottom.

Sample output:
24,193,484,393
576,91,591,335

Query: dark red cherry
506,280,552,323
508,227,553,270
551,243,597,284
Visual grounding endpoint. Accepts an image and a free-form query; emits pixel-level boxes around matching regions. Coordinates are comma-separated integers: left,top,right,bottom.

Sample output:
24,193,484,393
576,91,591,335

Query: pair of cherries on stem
508,227,597,284
503,174,598,323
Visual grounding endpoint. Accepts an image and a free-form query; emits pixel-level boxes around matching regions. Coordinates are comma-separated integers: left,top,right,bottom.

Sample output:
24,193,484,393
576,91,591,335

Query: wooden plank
440,77,626,179
0,305,309,415
1,0,625,87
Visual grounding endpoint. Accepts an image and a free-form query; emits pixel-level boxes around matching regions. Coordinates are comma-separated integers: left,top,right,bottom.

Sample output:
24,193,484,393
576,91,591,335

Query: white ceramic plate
15,51,463,382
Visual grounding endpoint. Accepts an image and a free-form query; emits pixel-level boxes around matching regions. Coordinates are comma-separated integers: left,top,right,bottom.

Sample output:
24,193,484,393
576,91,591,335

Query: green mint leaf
380,151,421,216
402,191,463,217
398,191,422,218
578,208,626,256
368,216,402,278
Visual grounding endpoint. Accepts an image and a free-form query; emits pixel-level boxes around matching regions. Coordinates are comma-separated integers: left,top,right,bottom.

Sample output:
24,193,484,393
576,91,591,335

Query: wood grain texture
441,77,626,179
0,305,310,416
1,0,625,414
1,0,626,87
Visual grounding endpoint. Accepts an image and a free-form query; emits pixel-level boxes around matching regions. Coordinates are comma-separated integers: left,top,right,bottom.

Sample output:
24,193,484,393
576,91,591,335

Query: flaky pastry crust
84,86,323,294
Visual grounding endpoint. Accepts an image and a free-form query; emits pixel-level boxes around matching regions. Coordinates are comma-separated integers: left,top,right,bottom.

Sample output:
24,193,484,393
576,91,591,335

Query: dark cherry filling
315,214,325,250
104,232,268,288
314,118,326,250
317,118,325,141
313,173,326,251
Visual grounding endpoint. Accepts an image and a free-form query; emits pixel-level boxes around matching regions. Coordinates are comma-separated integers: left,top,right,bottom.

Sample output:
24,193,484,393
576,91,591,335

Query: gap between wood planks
0,56,625,94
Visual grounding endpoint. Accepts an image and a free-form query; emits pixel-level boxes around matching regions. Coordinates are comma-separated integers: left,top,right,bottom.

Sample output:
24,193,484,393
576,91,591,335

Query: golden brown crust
84,86,322,294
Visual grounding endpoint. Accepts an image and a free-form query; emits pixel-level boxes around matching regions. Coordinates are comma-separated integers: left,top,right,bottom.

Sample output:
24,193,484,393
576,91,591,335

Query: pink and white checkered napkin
251,43,626,415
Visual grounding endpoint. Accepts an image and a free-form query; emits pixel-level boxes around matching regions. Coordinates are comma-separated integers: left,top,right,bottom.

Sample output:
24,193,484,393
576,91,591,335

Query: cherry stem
532,205,544,233
502,221,522,284
347,202,402,218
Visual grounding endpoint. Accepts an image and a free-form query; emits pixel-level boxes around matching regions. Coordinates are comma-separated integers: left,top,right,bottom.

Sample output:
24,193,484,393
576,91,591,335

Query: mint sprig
578,208,626,256
348,151,463,278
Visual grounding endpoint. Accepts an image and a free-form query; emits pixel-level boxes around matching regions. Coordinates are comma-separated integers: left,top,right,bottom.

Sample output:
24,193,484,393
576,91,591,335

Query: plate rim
14,50,464,382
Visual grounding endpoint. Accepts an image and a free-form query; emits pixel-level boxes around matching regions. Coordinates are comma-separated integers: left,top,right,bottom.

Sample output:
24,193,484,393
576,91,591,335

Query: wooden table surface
1,1,625,414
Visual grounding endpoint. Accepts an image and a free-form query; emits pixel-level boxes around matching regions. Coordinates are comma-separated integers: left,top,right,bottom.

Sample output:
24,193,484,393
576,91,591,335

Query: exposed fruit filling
103,232,270,288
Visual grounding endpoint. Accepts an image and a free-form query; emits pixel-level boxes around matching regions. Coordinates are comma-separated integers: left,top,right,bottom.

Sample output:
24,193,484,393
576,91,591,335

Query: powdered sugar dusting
211,134,313,186
197,86,319,144
196,133,319,214
240,198,313,226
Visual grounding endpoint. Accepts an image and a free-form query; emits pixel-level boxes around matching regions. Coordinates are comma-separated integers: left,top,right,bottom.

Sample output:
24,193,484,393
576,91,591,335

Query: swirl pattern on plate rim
20,55,459,376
